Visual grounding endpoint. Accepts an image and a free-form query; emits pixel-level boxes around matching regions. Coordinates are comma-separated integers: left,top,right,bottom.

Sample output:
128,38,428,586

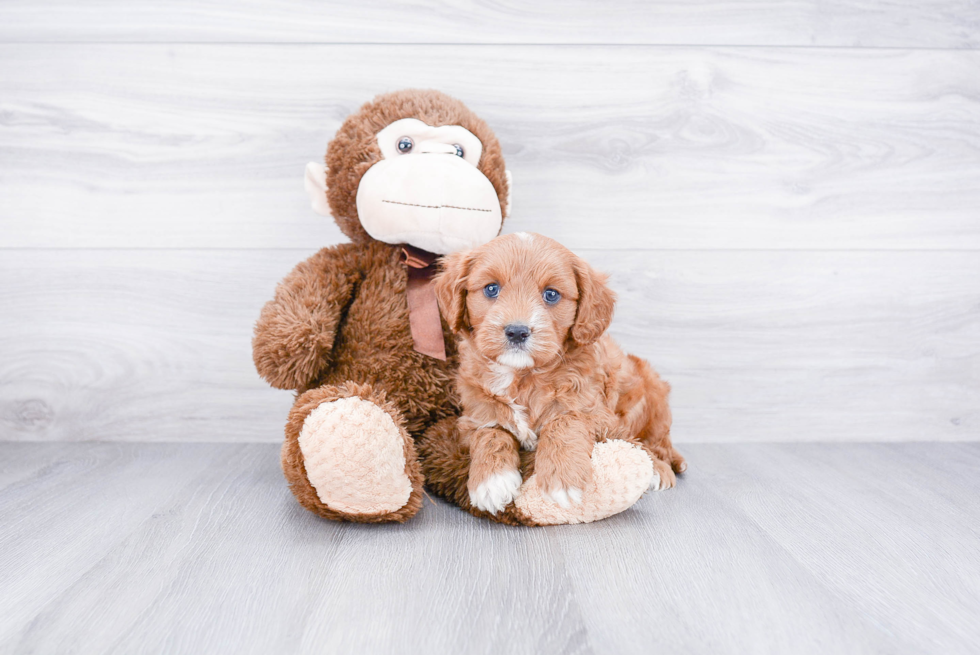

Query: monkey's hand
252,245,359,390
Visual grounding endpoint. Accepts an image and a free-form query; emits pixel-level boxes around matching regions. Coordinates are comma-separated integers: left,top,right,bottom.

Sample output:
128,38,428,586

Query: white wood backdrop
1,2,978,443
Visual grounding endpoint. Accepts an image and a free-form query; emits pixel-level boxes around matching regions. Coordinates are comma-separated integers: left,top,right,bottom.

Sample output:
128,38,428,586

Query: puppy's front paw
650,459,677,491
544,486,583,508
469,469,523,515
536,451,590,509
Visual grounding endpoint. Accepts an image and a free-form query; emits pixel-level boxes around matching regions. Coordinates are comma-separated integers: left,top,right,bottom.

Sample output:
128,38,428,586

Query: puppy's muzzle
504,324,530,346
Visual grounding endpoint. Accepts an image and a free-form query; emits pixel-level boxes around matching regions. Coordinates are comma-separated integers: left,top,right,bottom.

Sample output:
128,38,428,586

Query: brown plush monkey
254,89,653,525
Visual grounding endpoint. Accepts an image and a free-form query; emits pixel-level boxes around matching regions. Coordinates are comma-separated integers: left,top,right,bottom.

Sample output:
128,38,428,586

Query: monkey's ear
504,170,513,218
435,250,474,334
570,255,616,347
304,161,331,216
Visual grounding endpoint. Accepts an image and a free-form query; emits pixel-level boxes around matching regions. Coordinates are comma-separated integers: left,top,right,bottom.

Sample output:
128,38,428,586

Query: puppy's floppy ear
570,255,616,346
435,250,475,334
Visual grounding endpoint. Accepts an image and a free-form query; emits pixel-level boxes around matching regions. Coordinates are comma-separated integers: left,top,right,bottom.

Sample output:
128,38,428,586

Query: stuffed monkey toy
253,89,655,525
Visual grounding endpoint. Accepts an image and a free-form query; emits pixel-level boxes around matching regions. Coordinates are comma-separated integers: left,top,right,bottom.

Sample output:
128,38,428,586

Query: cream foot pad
298,396,413,515
515,440,655,525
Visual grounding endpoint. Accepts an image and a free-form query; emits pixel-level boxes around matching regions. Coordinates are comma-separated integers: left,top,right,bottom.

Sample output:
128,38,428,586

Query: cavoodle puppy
435,232,685,514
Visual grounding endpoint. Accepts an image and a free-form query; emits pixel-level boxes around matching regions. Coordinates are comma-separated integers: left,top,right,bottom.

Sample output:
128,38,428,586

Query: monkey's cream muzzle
305,117,510,256
355,154,502,255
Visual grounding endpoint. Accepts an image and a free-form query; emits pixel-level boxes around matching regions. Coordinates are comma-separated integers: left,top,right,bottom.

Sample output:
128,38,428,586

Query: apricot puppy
435,232,685,514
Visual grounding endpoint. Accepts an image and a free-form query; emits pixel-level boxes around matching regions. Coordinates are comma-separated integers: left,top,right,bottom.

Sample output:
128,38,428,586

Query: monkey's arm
252,244,360,390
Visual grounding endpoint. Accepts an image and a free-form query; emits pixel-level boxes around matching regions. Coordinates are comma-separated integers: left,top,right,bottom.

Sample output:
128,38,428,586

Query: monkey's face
307,90,511,255
353,118,504,255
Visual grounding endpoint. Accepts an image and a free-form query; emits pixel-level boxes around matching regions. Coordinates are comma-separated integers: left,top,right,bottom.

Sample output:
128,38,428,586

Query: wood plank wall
1,2,978,442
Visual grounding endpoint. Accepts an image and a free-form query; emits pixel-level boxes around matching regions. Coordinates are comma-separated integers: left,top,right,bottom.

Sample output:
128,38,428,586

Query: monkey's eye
397,137,414,153
483,283,500,299
543,288,561,305
452,144,464,157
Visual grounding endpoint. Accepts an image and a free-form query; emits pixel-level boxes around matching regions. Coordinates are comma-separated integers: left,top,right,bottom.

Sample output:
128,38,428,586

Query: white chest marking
487,363,514,397
485,363,537,450
508,401,538,451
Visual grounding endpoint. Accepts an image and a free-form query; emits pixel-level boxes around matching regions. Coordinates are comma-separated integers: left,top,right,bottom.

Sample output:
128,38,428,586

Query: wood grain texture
1,249,976,443
557,442,980,654
0,251,297,443
2,45,979,250
692,442,980,652
2,441,979,654
0,0,977,47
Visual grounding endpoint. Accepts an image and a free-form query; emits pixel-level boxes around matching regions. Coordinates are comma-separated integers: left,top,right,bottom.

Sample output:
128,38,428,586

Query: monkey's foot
283,383,423,523
515,439,653,525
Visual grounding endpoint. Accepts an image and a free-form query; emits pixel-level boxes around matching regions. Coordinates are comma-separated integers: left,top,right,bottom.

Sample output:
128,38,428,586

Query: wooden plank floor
2,441,978,655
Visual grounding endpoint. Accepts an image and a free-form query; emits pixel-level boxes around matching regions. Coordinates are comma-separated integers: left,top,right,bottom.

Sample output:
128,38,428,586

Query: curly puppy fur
434,233,685,515
253,90,509,523
417,417,542,526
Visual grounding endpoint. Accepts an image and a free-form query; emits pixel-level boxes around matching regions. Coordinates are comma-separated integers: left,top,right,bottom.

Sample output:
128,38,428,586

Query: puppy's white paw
515,440,654,525
648,470,663,491
545,487,583,509
470,469,523,515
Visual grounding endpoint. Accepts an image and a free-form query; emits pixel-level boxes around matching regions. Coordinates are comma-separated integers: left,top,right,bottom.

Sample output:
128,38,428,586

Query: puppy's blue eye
543,288,561,304
484,283,500,299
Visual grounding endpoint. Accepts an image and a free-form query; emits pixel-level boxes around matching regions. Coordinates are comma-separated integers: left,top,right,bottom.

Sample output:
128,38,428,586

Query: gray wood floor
2,441,978,655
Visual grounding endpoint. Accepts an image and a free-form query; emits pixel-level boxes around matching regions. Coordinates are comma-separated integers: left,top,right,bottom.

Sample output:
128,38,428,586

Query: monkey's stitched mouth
381,199,492,213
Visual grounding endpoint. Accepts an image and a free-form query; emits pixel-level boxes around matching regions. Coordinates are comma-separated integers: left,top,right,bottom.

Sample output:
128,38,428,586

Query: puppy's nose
504,324,531,345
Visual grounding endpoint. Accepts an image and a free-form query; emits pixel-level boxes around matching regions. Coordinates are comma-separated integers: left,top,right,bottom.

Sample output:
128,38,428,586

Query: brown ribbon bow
401,245,447,361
